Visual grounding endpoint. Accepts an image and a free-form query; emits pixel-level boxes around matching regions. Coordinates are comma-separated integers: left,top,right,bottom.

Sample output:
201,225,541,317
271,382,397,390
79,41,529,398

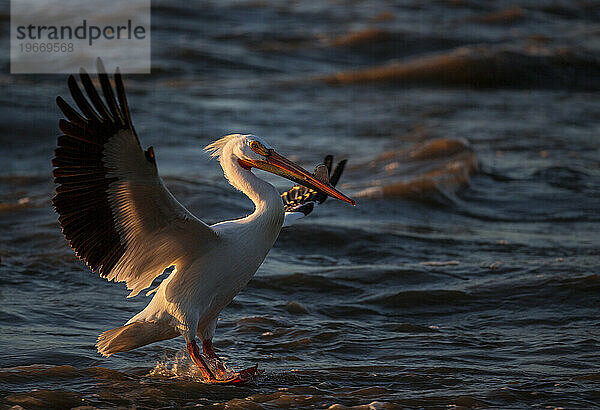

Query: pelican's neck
219,153,284,229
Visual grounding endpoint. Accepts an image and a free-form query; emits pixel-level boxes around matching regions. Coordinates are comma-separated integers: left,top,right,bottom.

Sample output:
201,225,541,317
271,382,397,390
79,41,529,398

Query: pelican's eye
250,140,269,156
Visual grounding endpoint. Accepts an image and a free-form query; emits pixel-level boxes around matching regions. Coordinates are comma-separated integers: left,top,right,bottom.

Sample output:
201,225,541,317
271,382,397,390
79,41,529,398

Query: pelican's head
205,134,355,205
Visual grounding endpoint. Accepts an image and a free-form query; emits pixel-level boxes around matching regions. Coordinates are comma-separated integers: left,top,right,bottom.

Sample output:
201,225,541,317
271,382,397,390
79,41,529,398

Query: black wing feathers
114,70,135,133
79,69,114,122
281,155,347,215
98,61,124,126
52,61,139,277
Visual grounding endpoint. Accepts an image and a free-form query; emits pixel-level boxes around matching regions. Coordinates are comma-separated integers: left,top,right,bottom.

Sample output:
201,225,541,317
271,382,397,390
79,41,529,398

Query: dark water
2,0,600,408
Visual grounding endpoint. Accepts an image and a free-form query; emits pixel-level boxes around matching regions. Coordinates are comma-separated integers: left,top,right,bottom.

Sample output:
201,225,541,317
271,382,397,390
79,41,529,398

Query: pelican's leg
202,339,261,383
187,339,217,382
187,339,258,383
202,339,217,358
202,339,228,378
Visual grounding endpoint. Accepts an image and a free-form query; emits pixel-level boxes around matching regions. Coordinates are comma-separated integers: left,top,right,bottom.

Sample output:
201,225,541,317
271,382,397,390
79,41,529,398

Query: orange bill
240,151,355,205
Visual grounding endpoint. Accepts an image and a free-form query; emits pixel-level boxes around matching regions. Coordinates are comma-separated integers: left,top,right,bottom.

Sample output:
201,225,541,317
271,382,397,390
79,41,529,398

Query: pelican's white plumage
52,61,353,383
103,129,219,298
119,133,285,344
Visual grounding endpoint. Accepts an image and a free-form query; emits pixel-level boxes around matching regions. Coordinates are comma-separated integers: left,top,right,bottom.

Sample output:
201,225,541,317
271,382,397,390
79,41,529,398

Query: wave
3,389,83,409
533,165,597,192
349,138,478,201
322,45,600,90
382,322,440,333
250,272,359,294
0,198,33,212
364,289,472,309
327,28,466,61
462,7,526,25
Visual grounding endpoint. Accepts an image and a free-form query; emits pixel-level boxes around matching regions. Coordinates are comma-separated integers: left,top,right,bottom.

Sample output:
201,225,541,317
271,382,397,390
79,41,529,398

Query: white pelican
52,60,354,384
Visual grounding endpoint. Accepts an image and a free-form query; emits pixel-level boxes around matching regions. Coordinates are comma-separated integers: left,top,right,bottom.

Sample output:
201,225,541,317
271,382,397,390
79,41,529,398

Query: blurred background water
1,0,600,408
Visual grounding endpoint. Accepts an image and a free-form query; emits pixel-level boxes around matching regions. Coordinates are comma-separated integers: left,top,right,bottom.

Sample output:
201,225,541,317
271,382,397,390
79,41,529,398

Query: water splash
149,350,199,379
148,349,237,381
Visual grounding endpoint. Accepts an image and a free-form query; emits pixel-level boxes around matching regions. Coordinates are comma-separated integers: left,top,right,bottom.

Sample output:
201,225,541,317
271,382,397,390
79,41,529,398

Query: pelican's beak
241,151,355,205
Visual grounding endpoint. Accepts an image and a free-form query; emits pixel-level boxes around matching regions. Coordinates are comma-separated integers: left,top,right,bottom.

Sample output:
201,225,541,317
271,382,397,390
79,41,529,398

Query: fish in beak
239,151,355,206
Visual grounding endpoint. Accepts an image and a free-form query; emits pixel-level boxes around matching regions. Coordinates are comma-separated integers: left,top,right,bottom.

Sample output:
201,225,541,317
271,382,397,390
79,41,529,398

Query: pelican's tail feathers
96,321,179,357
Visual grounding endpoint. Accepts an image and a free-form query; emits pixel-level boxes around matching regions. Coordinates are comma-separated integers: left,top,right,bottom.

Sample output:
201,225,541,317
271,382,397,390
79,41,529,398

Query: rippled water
1,0,600,408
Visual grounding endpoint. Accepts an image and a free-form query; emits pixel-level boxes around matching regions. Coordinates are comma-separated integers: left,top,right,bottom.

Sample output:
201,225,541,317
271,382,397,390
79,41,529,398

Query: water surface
1,0,600,408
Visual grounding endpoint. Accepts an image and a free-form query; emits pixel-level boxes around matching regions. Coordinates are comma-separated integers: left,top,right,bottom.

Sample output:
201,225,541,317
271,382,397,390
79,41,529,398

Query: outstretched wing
281,155,347,227
52,59,218,297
